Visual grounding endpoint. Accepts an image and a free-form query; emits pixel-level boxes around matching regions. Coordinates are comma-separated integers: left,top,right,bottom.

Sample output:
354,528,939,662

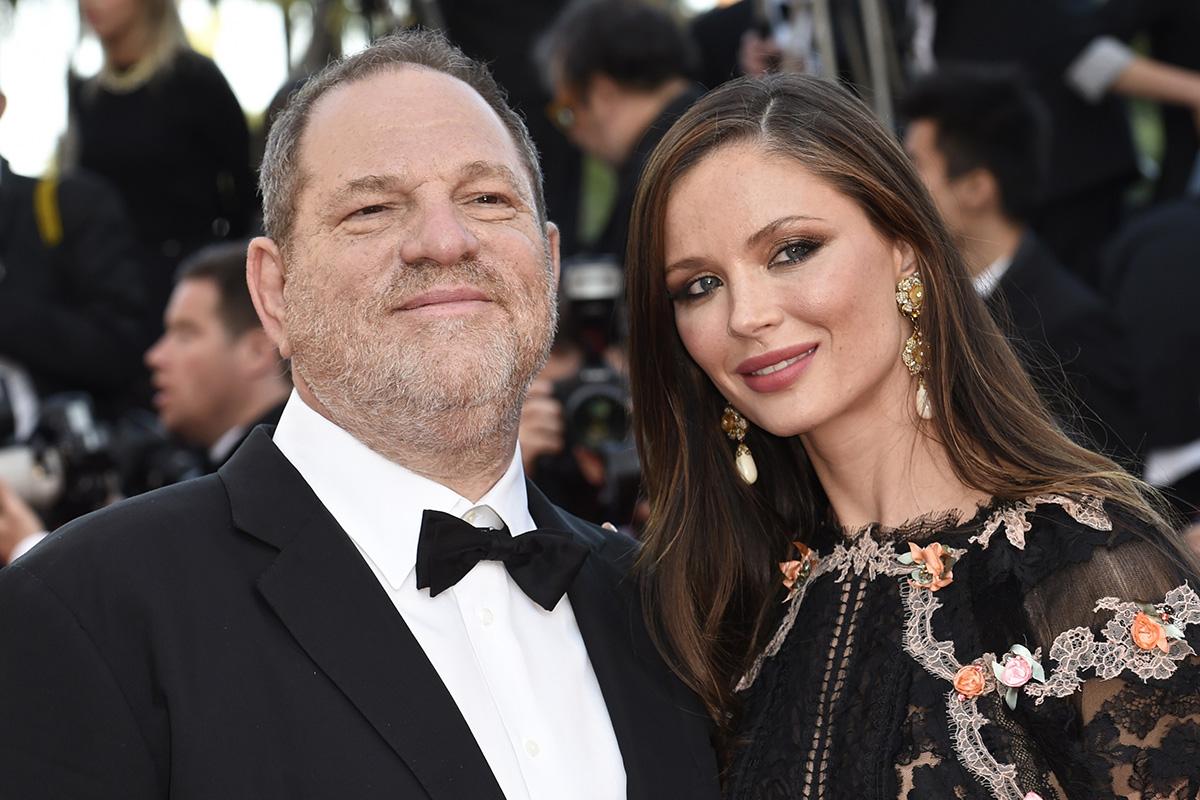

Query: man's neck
294,379,518,502
611,78,692,167
958,216,1025,277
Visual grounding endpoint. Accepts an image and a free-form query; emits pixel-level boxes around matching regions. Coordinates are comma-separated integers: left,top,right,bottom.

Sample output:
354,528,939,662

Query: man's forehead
301,66,522,168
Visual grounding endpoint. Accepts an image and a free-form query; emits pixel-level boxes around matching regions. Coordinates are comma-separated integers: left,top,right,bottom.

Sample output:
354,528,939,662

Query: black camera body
0,385,206,525
549,257,640,525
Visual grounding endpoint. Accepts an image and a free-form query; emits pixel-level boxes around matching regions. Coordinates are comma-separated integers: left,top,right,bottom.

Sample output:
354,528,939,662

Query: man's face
550,72,615,165
280,67,558,443
904,119,966,238
145,278,245,447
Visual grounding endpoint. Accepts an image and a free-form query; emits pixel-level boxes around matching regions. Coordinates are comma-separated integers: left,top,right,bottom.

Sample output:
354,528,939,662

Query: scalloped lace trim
969,493,1111,551
901,567,1198,799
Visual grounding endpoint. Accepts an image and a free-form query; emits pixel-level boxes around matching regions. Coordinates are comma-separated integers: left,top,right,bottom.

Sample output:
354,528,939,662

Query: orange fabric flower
907,542,955,591
953,664,987,698
781,560,805,590
780,542,815,593
1131,612,1170,653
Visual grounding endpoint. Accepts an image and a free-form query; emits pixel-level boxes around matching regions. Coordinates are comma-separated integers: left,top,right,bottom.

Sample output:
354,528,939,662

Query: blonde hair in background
87,0,189,93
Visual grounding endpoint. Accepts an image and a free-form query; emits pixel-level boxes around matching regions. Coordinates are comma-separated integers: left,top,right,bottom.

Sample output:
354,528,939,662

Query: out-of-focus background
1,0,1198,562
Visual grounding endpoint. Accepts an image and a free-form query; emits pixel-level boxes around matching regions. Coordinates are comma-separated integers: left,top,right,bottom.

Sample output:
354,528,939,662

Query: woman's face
80,0,145,43
663,142,917,440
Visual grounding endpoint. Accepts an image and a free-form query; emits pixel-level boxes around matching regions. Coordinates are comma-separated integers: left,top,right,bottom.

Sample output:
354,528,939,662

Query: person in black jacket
901,67,1142,464
536,0,704,262
0,90,145,419
68,0,254,333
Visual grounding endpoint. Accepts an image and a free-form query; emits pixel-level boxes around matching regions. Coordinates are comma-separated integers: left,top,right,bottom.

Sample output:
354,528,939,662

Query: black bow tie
415,509,590,611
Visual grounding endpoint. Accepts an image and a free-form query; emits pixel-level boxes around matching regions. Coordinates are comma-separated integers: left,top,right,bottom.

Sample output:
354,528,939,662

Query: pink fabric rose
998,654,1033,688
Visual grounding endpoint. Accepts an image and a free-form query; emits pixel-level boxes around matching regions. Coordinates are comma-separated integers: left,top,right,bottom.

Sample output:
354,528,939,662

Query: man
536,0,703,261
0,86,145,425
146,241,290,468
901,67,1142,464
0,31,719,799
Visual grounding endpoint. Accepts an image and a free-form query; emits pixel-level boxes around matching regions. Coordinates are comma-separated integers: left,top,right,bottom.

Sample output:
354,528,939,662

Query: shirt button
524,739,540,758
478,608,495,627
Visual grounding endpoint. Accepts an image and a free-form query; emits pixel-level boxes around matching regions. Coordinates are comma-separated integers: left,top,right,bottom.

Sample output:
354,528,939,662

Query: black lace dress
725,495,1200,800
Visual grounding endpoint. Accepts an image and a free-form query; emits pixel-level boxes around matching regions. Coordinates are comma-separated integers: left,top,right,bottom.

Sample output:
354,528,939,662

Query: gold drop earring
721,405,758,484
896,273,933,420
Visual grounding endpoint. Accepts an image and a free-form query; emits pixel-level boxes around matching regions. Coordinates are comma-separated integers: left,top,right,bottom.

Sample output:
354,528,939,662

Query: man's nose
399,200,481,266
144,337,166,369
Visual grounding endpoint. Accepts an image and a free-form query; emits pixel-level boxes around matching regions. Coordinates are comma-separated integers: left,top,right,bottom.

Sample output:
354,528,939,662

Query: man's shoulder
547,502,641,572
1004,238,1109,328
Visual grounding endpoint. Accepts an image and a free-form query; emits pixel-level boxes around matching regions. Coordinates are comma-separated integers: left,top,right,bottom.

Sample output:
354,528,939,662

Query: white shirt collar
271,390,532,591
972,253,1013,298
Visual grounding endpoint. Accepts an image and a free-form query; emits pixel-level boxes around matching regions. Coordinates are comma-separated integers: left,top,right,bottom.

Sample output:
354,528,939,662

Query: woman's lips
736,344,818,393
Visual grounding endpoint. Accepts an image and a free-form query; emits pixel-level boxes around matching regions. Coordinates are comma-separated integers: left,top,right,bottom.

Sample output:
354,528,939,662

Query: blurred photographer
0,86,146,422
536,0,702,261
146,242,290,468
520,257,640,527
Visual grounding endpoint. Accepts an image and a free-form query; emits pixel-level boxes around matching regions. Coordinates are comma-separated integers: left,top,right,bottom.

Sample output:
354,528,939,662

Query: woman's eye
771,239,820,265
673,274,722,300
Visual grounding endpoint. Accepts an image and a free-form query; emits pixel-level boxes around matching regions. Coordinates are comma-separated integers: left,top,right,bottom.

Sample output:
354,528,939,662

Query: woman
68,0,254,323
627,73,1200,800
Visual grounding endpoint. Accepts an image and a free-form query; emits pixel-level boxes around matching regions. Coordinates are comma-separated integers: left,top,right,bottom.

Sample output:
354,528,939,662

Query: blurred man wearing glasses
537,0,703,263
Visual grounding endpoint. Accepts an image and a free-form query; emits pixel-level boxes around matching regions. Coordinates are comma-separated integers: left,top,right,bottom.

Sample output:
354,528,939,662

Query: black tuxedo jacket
0,429,720,799
987,233,1141,464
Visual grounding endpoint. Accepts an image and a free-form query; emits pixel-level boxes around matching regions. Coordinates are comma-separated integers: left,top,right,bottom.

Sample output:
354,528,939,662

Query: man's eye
473,194,507,205
352,204,387,217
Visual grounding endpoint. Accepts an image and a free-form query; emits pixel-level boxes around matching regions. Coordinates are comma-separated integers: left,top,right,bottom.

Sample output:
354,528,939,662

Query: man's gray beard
284,256,557,461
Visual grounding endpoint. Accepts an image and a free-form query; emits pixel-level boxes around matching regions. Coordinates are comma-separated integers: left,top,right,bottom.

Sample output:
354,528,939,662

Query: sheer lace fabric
725,497,1200,799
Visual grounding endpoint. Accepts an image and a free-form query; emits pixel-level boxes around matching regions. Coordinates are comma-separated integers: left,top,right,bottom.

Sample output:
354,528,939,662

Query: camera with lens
541,256,640,526
0,380,207,526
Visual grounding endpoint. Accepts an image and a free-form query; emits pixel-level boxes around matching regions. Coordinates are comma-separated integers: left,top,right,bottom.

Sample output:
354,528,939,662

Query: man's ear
246,237,291,358
952,167,998,214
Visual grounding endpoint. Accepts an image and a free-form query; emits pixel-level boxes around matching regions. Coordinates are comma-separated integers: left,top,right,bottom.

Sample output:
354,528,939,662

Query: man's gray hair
259,29,547,247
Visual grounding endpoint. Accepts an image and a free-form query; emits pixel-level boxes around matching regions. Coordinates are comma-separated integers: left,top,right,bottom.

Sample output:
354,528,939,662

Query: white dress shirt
272,392,625,800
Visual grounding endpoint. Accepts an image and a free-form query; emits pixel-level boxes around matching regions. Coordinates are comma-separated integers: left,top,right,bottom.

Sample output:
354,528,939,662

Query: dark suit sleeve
0,564,161,799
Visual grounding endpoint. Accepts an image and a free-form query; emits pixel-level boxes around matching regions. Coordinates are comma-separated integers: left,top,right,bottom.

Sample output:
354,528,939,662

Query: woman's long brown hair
626,73,1187,745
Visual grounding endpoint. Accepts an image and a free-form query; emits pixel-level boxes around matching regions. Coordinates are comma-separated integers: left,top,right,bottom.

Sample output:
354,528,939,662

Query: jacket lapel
219,430,505,800
527,483,719,800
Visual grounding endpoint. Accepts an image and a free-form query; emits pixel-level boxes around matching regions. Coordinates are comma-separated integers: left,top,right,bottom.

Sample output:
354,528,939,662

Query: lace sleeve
1023,536,1200,799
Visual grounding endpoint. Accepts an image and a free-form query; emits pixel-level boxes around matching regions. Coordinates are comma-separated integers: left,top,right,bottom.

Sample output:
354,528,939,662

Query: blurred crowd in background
2,0,1199,564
